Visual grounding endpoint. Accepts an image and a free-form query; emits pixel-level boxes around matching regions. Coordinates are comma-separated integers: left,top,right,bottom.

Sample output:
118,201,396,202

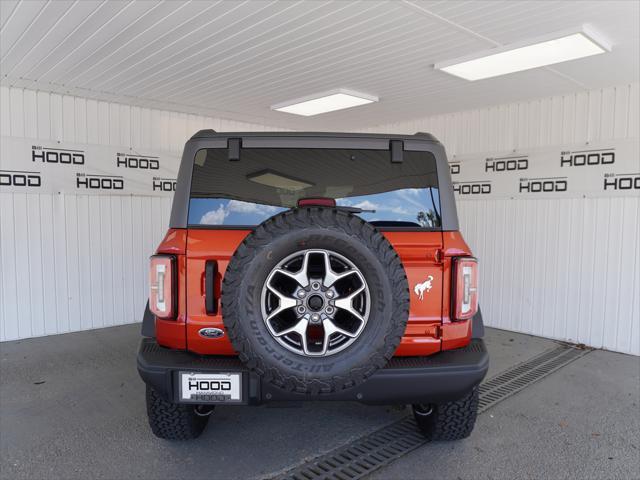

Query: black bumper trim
137,338,489,405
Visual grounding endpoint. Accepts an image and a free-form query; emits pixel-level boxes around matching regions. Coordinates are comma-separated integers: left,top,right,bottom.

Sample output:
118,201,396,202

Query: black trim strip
186,224,443,233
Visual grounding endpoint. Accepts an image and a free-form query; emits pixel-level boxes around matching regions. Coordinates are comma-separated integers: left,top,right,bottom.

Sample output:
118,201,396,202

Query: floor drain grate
478,345,589,413
269,417,424,480
267,343,591,480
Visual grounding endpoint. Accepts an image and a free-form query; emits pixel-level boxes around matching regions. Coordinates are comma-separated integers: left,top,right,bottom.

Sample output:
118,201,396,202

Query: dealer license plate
179,372,242,403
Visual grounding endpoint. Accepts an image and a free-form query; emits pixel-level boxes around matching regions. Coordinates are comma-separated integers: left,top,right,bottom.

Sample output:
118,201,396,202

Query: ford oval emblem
198,328,225,339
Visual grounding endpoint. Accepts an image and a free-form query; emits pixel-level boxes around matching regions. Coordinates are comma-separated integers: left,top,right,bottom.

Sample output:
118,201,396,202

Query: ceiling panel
12,2,124,80
0,0,21,31
1,0,76,75
0,0,46,56
2,1,102,79
1,0,638,131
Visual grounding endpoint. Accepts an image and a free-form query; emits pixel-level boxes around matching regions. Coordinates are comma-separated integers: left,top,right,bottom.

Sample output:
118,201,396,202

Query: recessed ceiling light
247,170,313,191
435,26,611,81
271,89,378,116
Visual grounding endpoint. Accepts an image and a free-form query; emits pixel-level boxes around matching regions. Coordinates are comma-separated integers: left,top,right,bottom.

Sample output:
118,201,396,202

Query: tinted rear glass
188,148,441,229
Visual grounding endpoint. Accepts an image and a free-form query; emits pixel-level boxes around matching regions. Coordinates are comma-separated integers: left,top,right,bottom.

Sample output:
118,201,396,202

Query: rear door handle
205,260,218,315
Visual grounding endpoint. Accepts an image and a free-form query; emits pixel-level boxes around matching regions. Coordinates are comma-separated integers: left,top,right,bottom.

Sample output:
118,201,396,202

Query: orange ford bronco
138,131,488,440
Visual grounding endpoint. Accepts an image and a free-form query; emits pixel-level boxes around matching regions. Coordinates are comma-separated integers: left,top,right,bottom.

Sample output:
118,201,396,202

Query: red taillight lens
453,257,478,321
149,255,176,319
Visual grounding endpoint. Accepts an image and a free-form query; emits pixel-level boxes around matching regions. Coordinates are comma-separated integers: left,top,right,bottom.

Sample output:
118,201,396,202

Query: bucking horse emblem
413,276,434,300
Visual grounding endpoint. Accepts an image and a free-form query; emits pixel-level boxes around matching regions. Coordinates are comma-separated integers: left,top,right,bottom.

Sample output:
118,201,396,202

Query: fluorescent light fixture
271,89,378,116
435,26,611,81
247,170,313,191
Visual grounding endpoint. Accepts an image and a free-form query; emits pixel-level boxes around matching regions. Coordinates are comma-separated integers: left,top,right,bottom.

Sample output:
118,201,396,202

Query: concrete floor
0,325,638,480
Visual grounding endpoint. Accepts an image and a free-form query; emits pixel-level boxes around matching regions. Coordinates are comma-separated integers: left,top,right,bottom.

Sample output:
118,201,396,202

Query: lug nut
297,290,306,298
297,306,306,314
311,282,320,290
310,313,321,323
325,306,334,314
326,290,334,299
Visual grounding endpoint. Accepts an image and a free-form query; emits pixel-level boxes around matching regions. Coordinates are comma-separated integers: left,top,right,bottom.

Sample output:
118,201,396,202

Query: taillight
149,255,176,319
453,257,478,321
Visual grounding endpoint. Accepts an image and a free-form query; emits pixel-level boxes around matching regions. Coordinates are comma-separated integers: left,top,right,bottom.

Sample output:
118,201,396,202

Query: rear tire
222,207,409,395
145,386,211,440
412,388,479,441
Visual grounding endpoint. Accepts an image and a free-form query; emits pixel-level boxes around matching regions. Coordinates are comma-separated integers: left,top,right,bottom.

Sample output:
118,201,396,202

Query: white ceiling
1,0,638,130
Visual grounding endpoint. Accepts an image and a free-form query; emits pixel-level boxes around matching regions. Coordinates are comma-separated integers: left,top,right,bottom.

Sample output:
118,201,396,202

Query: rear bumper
137,338,489,405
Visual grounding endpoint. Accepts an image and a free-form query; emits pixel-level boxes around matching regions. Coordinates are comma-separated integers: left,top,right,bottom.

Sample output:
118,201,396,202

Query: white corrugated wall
0,86,286,341
1,85,639,356
361,83,640,356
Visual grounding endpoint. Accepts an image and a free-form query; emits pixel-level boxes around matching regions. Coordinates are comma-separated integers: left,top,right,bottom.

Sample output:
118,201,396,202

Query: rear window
188,148,441,229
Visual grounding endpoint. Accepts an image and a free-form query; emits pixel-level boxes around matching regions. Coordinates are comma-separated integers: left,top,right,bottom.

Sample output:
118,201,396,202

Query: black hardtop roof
170,129,458,231
190,130,440,144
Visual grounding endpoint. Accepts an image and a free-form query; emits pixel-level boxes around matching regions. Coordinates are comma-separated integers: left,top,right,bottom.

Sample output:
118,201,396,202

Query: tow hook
194,405,215,417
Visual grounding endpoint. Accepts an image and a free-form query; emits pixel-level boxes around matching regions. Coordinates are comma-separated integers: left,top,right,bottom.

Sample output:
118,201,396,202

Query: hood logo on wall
603,172,639,191
414,276,434,301
116,153,159,170
0,169,41,188
153,177,177,192
453,181,491,195
485,155,528,172
32,145,84,165
76,173,124,190
519,176,567,193
561,148,615,167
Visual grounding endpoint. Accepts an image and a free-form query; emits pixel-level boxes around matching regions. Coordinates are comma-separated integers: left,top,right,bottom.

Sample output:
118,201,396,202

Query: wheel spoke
265,284,297,322
322,251,359,288
275,317,313,355
300,327,313,356
334,285,366,324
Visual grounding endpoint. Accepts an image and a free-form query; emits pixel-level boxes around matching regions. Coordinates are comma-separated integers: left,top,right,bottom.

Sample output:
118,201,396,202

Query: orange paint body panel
154,228,475,356
382,231,443,356
184,229,248,354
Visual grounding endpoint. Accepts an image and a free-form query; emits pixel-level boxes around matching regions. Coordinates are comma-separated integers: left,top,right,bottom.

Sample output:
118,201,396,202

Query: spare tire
221,207,409,395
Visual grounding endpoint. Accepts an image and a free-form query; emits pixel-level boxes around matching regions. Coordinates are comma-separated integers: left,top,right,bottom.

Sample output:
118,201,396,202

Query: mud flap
141,301,156,338
472,307,485,339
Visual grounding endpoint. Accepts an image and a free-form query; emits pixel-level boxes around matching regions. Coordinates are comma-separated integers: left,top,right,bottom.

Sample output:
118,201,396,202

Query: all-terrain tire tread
221,207,409,395
414,388,479,441
146,386,209,440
